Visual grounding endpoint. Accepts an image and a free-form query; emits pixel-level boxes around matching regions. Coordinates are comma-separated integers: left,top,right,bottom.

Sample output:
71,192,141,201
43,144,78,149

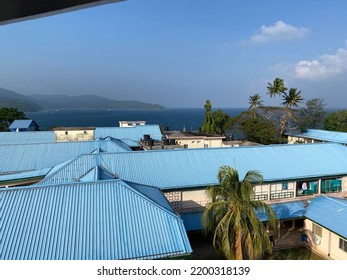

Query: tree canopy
201,100,230,134
267,78,287,106
324,110,347,132
202,165,278,260
0,107,27,132
296,98,327,131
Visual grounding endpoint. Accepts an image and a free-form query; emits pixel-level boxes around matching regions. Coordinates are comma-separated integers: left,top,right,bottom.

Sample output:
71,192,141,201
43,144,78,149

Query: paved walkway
274,223,305,249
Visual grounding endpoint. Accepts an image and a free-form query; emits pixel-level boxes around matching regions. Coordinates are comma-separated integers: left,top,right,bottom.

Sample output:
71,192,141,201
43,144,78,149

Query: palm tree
279,88,304,135
248,94,263,110
281,88,304,108
267,78,287,106
202,165,278,260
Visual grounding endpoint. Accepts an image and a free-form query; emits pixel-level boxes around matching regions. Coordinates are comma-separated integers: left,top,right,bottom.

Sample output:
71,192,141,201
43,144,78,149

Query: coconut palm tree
279,88,304,135
281,88,304,108
202,165,278,260
248,94,263,110
267,78,287,106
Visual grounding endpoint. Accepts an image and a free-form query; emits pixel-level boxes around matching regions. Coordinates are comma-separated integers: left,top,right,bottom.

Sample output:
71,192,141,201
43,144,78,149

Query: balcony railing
270,191,294,200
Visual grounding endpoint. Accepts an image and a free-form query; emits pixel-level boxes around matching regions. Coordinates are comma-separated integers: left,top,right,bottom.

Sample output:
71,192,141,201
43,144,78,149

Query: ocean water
25,108,246,131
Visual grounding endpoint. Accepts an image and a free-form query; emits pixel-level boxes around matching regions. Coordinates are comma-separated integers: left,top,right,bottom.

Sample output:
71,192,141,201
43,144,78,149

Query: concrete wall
304,219,347,260
165,176,347,213
287,136,322,144
164,189,208,213
55,129,94,142
175,138,224,148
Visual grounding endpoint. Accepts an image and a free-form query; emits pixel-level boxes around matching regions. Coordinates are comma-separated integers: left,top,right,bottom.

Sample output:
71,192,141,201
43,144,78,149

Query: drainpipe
328,231,331,257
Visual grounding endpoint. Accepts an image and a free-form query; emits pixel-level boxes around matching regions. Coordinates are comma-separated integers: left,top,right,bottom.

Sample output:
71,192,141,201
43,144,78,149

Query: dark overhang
0,0,126,25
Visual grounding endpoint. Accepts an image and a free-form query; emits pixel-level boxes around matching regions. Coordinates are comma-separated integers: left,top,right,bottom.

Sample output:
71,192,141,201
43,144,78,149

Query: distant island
0,87,165,111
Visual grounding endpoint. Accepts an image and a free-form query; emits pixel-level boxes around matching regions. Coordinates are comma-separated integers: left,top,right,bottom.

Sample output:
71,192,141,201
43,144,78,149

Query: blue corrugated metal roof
0,131,55,144
38,143,347,190
257,200,306,222
97,137,133,151
287,129,347,144
0,139,130,174
125,180,174,213
304,196,347,239
9,119,37,129
118,138,142,147
0,179,192,260
95,125,163,141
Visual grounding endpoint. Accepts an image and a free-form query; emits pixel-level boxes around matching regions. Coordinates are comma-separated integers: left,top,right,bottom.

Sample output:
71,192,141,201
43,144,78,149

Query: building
32,143,347,236
119,120,146,127
163,131,226,149
95,124,163,142
9,119,39,132
53,127,95,142
2,126,347,258
287,129,347,145
0,138,132,187
0,123,158,146
0,131,55,144
304,196,347,260
0,179,192,260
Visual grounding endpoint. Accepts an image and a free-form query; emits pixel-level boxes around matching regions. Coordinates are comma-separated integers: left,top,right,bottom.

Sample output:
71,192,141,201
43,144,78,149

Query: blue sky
1,0,347,108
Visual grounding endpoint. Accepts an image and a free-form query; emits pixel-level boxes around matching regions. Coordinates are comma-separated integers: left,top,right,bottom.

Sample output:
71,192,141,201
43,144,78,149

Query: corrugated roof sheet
257,200,306,222
0,139,130,174
0,179,192,260
287,129,347,144
38,143,347,190
117,138,142,147
96,137,133,151
95,125,163,141
0,131,55,144
304,196,347,239
9,119,36,129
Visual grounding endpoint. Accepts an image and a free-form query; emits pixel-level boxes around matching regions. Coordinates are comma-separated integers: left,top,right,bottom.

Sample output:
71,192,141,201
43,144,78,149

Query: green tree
267,78,287,106
279,88,304,135
324,110,347,132
281,88,304,108
201,100,230,135
202,165,278,260
238,111,283,144
0,107,27,132
201,100,213,133
211,109,230,134
296,98,327,131
248,94,263,110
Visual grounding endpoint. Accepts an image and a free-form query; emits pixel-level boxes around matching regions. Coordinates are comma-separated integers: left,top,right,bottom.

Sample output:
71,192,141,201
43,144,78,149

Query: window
339,238,347,252
312,223,322,238
282,182,288,190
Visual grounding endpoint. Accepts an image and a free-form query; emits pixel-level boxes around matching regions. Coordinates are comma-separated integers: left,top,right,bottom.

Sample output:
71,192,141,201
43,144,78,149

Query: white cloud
295,47,347,80
251,21,309,43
